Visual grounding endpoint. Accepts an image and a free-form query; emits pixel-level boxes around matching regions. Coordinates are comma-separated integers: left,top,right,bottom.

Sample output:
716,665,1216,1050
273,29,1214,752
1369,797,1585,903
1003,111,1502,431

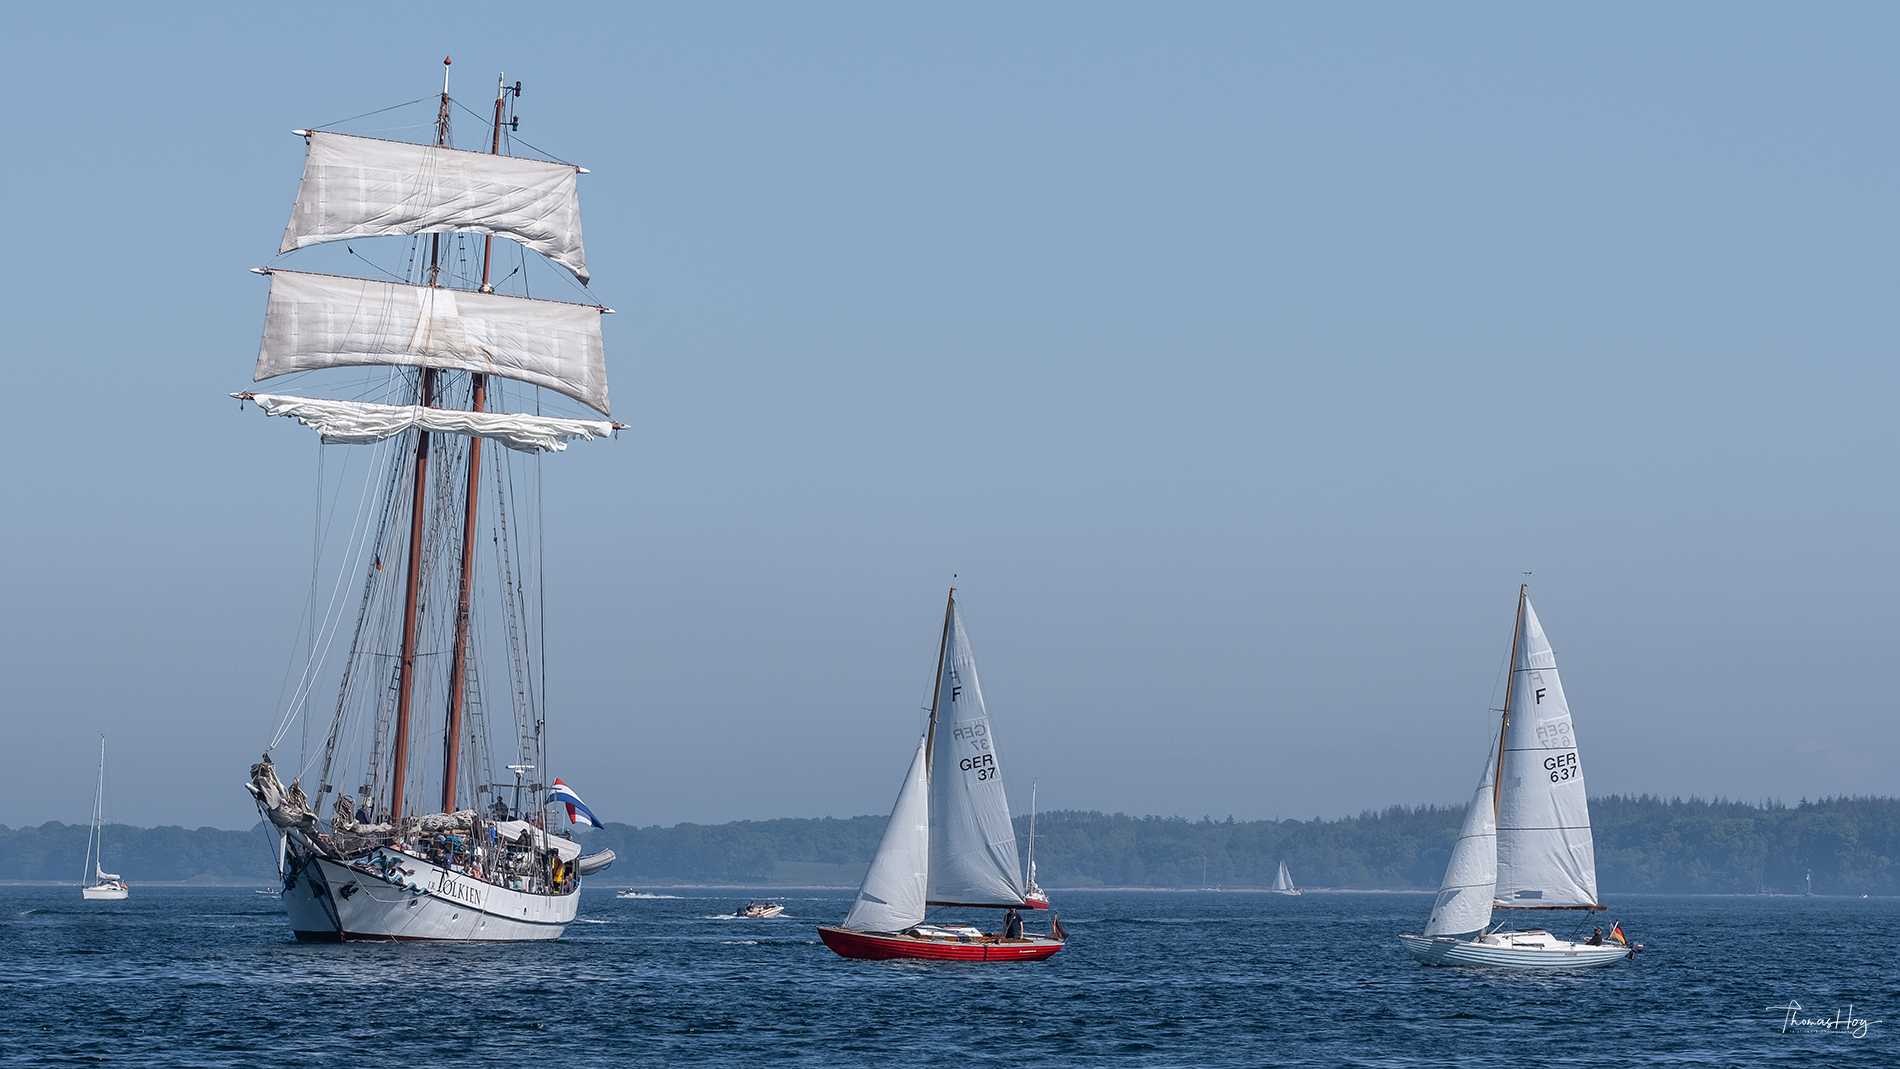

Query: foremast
441,73,522,816
388,60,456,827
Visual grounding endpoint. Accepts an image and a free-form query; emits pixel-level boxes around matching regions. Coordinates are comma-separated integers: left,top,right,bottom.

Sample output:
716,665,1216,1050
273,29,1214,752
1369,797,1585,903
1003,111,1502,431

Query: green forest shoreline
7,795,1896,895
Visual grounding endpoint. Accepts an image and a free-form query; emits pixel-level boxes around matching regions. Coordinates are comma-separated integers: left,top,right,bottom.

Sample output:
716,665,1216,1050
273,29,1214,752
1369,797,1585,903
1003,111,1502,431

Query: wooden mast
440,73,515,815
1492,583,1526,818
921,588,956,773
386,59,453,827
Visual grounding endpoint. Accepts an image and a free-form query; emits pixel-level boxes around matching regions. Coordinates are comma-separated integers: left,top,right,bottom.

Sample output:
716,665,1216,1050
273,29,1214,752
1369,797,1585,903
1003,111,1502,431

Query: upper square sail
280,131,590,284
254,270,610,415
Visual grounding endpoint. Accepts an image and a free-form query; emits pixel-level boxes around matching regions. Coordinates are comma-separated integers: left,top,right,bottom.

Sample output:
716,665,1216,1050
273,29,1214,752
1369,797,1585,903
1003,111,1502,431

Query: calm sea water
0,885,1892,1066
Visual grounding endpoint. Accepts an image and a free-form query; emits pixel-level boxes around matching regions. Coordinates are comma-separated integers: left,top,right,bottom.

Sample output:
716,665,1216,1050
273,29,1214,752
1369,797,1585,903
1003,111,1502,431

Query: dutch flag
550,779,604,829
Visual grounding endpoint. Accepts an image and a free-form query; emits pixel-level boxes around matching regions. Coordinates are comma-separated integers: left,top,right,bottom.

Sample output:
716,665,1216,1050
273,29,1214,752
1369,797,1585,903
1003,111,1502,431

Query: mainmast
387,58,454,827
922,588,956,772
1492,583,1526,818
441,73,519,815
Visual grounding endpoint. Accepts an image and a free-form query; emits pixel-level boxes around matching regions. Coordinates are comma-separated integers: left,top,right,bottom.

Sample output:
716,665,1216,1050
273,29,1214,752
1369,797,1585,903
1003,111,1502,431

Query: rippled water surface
1,886,1894,1066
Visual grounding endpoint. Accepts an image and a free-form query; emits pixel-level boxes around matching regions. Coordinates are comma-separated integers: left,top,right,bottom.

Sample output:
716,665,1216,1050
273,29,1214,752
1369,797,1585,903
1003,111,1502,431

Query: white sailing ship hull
1399,932,1628,969
281,851,576,942
81,884,128,901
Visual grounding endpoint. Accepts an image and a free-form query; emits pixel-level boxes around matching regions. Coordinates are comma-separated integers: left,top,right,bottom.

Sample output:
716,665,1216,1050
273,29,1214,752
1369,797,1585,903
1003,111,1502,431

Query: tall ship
1399,586,1636,968
818,590,1067,961
239,62,617,941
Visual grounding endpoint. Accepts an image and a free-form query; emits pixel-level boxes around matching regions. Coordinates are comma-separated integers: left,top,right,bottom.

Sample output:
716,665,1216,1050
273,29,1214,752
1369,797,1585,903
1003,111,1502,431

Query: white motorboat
1399,586,1637,969
734,901,786,918
81,735,129,901
237,63,620,941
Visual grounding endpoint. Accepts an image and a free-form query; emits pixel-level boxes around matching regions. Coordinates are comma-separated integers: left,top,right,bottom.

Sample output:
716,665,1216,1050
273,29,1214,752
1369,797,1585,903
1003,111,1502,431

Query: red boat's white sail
843,736,930,932
925,601,1028,907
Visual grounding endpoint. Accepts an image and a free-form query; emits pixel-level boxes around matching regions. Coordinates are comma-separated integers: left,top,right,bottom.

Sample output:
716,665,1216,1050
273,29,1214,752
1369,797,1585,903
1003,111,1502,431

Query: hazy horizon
2,4,1894,831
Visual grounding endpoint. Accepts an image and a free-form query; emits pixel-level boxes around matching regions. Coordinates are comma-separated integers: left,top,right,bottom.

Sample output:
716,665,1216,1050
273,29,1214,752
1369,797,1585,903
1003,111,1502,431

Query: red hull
818,926,1064,962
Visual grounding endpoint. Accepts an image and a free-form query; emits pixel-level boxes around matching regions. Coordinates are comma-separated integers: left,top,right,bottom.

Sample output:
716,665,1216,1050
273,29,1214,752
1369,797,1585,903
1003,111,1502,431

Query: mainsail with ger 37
238,63,618,942
818,590,1067,961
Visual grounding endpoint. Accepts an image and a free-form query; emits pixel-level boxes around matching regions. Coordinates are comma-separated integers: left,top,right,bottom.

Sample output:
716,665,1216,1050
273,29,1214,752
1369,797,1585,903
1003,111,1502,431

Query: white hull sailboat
1399,586,1635,970
818,591,1066,962
81,735,129,901
238,64,616,942
1270,861,1300,896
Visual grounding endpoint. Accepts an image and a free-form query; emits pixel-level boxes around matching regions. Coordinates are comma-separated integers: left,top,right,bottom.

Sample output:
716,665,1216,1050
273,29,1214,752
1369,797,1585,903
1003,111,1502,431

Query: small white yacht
81,735,129,901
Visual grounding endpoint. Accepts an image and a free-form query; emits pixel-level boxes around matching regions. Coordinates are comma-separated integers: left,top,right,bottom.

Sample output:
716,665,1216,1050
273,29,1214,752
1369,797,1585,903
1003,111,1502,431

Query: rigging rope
309,96,434,132
269,426,399,753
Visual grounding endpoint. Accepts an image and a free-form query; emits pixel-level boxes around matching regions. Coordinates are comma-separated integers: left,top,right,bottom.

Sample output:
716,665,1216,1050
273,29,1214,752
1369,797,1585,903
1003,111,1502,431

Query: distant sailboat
81,735,129,901
1399,586,1633,968
1270,861,1300,895
1024,782,1049,910
818,590,1066,961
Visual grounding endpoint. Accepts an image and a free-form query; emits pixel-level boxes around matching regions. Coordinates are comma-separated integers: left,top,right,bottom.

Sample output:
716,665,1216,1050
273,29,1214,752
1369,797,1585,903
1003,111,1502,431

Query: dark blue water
1,886,1893,1066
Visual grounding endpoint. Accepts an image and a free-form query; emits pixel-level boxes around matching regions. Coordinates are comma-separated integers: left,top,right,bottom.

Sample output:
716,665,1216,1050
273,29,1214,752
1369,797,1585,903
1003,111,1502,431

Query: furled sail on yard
1493,595,1599,909
253,270,610,414
843,737,931,932
926,602,1028,907
280,131,590,284
1423,742,1498,937
240,393,614,452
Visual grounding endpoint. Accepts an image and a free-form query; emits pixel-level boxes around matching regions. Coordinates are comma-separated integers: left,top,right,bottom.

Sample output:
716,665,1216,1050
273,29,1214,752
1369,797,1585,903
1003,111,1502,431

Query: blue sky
1,3,1894,829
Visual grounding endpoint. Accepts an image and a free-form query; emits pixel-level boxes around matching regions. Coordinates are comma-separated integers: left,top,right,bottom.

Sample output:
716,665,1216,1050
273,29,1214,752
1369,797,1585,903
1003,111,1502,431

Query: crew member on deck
1003,907,1024,940
1586,926,1604,945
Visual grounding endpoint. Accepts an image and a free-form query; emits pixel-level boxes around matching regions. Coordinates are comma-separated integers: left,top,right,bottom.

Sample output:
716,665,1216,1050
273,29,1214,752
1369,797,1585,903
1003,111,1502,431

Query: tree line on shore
3,795,1895,894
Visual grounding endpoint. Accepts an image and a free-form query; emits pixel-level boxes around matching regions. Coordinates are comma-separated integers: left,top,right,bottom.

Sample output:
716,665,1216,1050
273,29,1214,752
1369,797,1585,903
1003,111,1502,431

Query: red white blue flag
550,779,603,829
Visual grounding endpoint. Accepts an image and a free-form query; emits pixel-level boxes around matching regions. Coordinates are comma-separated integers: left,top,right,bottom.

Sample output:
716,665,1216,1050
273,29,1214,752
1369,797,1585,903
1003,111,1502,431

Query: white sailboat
1024,781,1049,909
818,590,1066,961
81,735,129,901
1399,586,1634,968
1270,860,1300,895
239,64,617,942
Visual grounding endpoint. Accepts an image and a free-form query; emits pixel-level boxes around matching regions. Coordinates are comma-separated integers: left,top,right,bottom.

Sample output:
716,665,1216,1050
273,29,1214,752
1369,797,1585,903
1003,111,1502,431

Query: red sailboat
817,590,1066,962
